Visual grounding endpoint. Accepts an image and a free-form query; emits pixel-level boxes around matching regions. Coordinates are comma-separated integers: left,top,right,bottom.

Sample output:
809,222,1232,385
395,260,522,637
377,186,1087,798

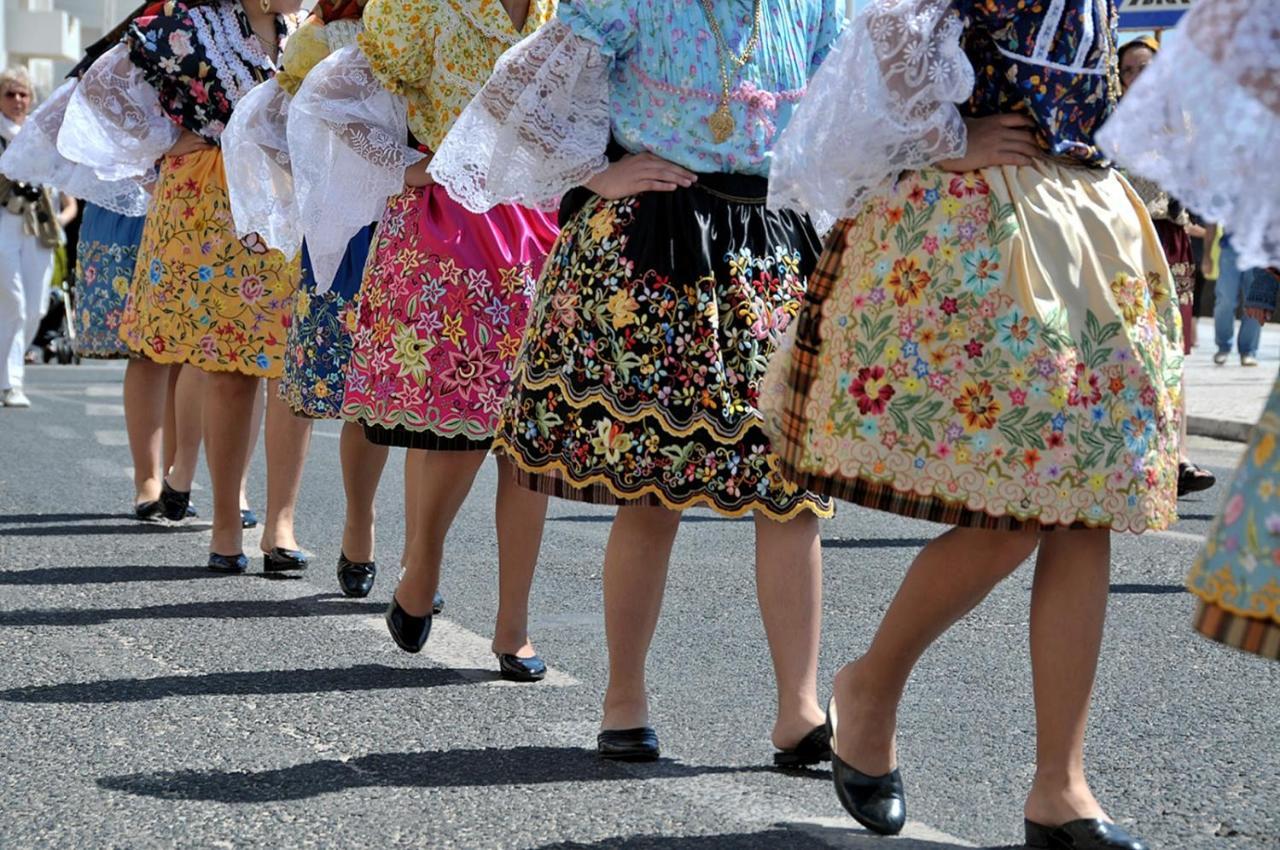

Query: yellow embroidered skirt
119,147,299,377
762,160,1183,532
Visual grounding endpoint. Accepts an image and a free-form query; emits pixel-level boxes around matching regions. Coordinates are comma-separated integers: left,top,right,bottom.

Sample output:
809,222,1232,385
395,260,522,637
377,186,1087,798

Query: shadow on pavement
98,747,745,802
0,513,125,523
548,514,749,524
0,663,482,704
0,594,384,627
531,824,1012,848
0,522,208,537
822,538,932,549
0,565,235,585
1109,583,1186,595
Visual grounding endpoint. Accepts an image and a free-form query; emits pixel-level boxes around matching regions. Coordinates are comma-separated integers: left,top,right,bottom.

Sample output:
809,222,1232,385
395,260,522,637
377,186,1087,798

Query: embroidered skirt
492,174,833,521
762,160,1182,532
280,228,374,419
1154,218,1196,353
340,185,557,450
119,147,299,378
1188,374,1280,660
73,202,144,359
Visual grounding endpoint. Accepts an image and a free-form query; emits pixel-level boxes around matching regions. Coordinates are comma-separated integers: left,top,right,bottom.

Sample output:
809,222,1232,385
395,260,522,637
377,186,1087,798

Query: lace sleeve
429,20,611,213
0,79,151,217
58,43,180,186
768,0,973,220
289,44,424,292
1097,0,1279,269
223,79,300,257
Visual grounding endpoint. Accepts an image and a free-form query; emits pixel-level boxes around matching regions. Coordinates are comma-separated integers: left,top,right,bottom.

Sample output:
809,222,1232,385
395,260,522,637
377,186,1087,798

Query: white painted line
85,402,125,417
311,430,342,440
85,384,124,397
94,430,129,446
41,425,77,440
790,817,976,847
80,458,132,480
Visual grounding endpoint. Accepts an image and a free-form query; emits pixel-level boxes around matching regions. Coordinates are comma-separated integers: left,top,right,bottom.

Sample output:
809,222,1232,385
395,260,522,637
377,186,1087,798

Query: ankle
835,657,904,711
602,687,649,730
1025,771,1105,825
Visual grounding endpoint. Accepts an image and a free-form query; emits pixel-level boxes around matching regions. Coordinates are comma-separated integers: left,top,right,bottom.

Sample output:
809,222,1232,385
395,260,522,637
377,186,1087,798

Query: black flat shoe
828,698,905,836
134,500,163,522
385,595,432,653
1025,819,1148,850
1177,461,1216,497
496,653,547,682
337,554,376,598
597,727,659,762
774,723,832,767
263,547,309,573
208,552,249,574
159,481,191,522
240,508,259,529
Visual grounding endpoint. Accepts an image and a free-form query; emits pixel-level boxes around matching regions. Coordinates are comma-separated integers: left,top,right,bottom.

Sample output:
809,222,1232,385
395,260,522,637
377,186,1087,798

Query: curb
1188,415,1253,444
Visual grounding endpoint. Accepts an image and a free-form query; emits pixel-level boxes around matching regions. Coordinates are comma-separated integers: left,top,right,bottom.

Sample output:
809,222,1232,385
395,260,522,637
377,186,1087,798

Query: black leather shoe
433,591,445,615
1026,819,1148,850
134,500,163,522
828,699,905,835
263,547,309,573
208,552,249,574
185,503,198,519
496,653,547,682
337,554,376,598
774,724,832,767
240,508,259,529
385,595,432,653
597,728,659,762
159,481,191,522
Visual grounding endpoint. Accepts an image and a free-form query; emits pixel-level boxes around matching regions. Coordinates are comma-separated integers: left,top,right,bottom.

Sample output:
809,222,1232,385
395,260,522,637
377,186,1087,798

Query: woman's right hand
404,158,435,188
584,153,697,199
166,130,213,159
938,114,1040,173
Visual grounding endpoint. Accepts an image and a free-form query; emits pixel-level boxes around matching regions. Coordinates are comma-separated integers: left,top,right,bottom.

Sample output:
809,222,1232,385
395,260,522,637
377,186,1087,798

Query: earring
259,0,270,13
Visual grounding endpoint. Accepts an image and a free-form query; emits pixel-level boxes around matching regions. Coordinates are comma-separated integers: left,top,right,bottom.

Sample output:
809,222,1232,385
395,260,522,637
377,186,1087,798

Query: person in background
1211,224,1263,366
0,67,77,409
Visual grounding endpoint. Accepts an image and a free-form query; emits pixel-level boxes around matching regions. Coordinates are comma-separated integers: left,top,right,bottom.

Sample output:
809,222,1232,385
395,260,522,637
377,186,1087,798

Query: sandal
1177,462,1216,497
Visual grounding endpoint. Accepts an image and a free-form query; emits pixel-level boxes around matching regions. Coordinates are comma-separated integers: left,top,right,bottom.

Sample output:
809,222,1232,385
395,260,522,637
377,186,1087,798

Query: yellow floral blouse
358,0,556,150
276,17,363,96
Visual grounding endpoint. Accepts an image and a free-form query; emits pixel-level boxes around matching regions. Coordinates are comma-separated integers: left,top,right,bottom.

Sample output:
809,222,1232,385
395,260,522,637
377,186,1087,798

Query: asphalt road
1,363,1276,849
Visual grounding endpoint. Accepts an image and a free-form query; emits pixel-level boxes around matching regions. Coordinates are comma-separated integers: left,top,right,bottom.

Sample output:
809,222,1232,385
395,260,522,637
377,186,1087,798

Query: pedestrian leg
339,419,388,563
204,371,260,556
260,378,312,553
123,357,169,506
491,455,549,658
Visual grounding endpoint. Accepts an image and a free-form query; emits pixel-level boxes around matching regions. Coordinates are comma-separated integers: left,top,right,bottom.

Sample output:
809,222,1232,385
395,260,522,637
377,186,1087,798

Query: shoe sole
597,749,659,762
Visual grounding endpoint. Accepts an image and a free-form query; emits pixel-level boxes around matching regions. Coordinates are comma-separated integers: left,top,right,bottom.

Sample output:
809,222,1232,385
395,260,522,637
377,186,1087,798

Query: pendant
708,102,735,144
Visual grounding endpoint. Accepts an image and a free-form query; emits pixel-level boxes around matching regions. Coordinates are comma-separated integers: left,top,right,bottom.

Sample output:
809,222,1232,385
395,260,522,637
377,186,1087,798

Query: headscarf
67,0,209,79
1118,34,1160,62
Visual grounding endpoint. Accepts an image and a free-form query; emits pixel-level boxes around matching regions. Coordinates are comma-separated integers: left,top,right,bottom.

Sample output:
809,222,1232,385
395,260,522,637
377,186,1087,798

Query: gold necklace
697,0,764,144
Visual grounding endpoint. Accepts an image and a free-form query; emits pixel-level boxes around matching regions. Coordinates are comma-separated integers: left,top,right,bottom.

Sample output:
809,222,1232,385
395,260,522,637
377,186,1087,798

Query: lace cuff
430,20,611,213
0,79,151,217
223,79,300,257
768,0,973,220
289,44,424,291
1097,0,1279,269
58,44,180,187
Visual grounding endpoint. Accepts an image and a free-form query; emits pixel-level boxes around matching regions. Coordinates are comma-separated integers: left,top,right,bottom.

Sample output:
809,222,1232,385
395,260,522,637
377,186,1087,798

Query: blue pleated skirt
73,203,146,359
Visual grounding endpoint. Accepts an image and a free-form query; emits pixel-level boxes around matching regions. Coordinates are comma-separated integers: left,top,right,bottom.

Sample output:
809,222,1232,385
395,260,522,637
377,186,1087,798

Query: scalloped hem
494,439,833,521
124,342,284,379
1194,600,1280,661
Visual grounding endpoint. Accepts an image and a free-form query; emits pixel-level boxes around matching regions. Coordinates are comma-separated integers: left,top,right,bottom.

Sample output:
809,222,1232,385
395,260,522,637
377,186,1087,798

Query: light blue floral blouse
559,0,844,176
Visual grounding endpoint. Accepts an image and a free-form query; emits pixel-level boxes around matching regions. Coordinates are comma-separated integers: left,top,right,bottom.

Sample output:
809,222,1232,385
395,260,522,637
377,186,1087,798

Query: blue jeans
1214,243,1261,356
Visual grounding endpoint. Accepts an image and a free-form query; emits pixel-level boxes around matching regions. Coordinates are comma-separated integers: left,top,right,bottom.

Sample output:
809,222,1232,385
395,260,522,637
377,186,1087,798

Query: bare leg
340,420,388,562
491,456,549,657
123,357,168,505
1023,529,1111,826
755,511,826,749
166,365,204,492
601,504,682,731
240,382,265,512
832,527,1040,775
260,378,312,552
394,450,487,616
401,448,424,573
204,372,259,555
162,364,180,474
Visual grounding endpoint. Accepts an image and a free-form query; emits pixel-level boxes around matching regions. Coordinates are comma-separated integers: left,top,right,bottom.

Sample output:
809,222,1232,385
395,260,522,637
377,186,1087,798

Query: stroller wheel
55,338,75,365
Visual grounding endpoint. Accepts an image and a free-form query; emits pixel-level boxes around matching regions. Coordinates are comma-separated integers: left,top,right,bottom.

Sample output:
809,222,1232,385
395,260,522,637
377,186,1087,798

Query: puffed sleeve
429,15,615,213
0,79,152,217
274,17,331,97
357,0,439,146
58,42,181,188
289,44,425,291
222,78,297,254
767,0,973,221
125,1,232,139
556,0,639,60
1098,0,1279,269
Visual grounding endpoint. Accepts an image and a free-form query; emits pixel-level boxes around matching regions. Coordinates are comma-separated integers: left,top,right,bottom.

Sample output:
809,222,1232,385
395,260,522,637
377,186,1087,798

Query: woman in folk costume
1100,0,1280,661
432,0,843,761
222,0,387,597
60,0,310,573
289,0,559,678
763,0,1181,844
0,9,206,522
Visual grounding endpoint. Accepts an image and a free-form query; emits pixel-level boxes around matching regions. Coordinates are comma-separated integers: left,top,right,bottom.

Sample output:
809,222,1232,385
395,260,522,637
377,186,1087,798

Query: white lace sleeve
223,79,300,257
1097,0,1279,270
768,0,973,221
58,44,180,187
430,20,611,214
0,79,151,217
289,44,424,292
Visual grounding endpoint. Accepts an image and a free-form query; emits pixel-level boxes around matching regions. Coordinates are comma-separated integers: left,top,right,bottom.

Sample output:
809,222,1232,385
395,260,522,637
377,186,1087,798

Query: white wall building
2,0,127,96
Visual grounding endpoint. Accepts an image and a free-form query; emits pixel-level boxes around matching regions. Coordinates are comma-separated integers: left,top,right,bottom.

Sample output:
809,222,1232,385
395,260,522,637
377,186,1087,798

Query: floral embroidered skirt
492,174,833,521
1188,374,1280,660
73,202,144,359
119,147,299,378
1154,218,1197,354
762,160,1183,532
340,186,557,450
280,227,374,418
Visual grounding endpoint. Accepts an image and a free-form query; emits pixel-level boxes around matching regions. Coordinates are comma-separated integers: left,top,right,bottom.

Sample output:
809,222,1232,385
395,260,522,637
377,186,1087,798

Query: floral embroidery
73,205,145,359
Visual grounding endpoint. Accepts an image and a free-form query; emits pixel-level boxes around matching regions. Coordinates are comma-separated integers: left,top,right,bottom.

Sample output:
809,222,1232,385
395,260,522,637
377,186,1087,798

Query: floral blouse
358,0,557,150
127,0,289,141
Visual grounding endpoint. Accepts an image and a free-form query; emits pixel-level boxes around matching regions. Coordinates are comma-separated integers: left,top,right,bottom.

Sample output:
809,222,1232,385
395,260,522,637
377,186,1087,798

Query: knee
618,503,683,535
957,527,1039,576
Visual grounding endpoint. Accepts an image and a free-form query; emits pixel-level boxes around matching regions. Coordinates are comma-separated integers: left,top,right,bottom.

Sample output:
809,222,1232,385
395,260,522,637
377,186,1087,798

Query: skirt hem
1193,599,1280,660
362,422,493,451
